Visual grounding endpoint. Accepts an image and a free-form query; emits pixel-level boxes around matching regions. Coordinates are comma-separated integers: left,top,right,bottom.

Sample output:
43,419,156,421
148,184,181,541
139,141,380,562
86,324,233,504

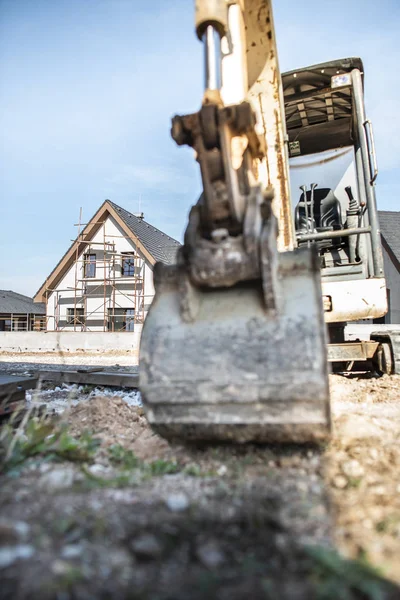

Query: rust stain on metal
274,108,291,249
258,92,270,186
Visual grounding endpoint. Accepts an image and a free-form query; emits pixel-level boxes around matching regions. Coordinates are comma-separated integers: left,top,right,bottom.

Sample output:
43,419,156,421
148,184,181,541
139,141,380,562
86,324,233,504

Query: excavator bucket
139,246,331,444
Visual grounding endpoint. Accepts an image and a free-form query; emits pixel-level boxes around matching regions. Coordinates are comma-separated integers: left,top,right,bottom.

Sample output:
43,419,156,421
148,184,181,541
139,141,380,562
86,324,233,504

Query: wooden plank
0,374,38,398
38,370,139,389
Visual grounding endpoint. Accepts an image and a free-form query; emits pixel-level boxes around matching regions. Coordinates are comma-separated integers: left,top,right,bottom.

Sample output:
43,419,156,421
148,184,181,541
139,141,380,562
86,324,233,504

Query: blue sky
0,0,399,296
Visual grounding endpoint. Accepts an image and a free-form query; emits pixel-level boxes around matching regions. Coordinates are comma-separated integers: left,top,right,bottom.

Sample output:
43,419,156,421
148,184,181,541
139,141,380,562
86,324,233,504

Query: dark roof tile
0,290,45,314
108,200,181,265
378,211,400,265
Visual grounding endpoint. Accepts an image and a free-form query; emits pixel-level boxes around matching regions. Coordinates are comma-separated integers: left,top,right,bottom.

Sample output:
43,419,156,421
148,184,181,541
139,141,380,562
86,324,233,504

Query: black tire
374,342,394,376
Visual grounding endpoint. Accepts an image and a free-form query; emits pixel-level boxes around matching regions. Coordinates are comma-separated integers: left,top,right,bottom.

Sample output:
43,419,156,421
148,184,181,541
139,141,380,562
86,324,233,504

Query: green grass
375,514,400,536
305,545,394,600
107,444,141,469
0,417,101,473
108,444,180,475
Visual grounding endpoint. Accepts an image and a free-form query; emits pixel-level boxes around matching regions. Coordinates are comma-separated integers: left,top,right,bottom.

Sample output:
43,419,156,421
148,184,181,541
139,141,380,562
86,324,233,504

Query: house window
121,253,135,277
84,254,96,278
108,308,135,331
0,318,11,331
67,307,85,326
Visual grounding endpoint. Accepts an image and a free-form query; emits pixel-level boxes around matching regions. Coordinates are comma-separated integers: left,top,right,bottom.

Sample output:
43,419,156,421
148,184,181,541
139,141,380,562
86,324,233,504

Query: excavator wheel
374,342,394,376
371,333,400,376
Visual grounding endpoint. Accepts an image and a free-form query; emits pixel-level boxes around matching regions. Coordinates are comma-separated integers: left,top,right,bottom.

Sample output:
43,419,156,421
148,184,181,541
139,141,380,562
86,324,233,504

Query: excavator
139,0,399,443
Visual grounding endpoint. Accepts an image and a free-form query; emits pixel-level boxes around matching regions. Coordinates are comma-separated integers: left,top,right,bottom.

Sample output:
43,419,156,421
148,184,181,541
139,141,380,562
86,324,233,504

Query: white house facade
34,200,181,332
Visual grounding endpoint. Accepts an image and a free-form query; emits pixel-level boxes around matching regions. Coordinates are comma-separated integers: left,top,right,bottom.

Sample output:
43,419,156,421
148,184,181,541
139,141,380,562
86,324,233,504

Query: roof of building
108,200,181,264
0,290,45,315
379,211,400,267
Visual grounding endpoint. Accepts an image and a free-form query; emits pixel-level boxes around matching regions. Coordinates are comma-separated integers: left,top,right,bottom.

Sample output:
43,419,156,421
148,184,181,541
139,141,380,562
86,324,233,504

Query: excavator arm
139,0,331,443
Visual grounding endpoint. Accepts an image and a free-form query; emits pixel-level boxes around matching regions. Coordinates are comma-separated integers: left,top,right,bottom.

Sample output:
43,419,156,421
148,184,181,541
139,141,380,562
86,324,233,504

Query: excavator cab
282,60,397,374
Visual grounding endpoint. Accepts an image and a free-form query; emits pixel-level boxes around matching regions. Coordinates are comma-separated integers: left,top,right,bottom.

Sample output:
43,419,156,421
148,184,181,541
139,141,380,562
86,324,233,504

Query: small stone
52,560,72,575
38,462,52,474
217,465,227,476
268,460,276,468
13,522,30,540
275,534,288,551
369,448,379,460
310,483,322,495
39,467,75,491
61,545,83,559
225,506,236,519
165,493,189,512
310,456,321,468
0,545,34,569
88,464,113,477
333,475,348,489
131,534,162,559
296,481,308,493
341,460,364,478
196,541,225,568
363,519,374,530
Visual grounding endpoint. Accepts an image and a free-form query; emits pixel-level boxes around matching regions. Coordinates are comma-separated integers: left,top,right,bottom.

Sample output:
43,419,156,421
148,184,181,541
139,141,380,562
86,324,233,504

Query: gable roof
379,211,400,270
34,199,181,303
0,290,45,314
108,201,181,264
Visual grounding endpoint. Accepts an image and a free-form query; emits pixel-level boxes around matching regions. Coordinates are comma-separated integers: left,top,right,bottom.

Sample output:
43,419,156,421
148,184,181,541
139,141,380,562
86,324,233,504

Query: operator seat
295,187,344,249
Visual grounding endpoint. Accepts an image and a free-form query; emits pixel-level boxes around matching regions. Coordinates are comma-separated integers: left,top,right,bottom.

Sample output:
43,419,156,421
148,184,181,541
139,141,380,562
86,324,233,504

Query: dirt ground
0,364,399,599
328,375,400,580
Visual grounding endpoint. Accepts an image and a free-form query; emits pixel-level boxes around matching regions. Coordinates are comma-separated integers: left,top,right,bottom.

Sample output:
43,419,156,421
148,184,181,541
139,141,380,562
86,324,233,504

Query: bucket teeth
139,247,331,444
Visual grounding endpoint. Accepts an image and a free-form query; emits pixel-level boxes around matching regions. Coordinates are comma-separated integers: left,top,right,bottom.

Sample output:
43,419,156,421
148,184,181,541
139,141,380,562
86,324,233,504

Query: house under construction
33,200,181,332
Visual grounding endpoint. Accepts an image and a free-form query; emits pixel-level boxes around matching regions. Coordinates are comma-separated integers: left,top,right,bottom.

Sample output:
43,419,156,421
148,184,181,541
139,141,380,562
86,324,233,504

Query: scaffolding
45,210,153,332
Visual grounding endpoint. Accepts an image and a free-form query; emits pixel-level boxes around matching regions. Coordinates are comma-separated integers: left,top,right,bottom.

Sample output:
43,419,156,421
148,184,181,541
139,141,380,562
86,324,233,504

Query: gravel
165,493,190,513
25,382,142,415
0,545,35,569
